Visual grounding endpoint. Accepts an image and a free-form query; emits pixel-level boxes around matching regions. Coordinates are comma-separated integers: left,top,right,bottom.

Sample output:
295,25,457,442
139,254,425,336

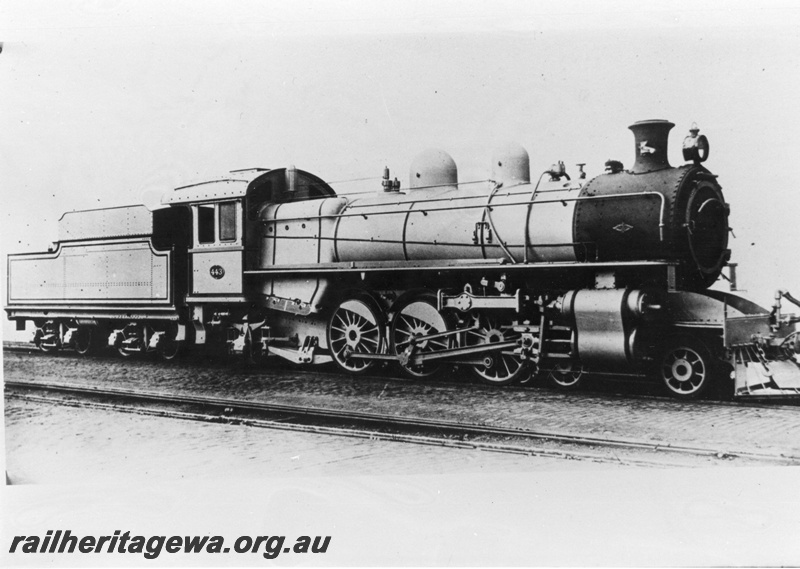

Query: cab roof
160,169,268,205
160,168,337,205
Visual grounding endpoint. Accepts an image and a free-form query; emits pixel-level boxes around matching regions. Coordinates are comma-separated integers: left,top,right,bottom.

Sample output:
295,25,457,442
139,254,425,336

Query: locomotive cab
161,167,337,300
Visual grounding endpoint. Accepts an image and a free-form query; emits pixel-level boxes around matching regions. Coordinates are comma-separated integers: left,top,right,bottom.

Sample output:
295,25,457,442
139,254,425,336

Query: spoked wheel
327,295,385,374
242,335,264,365
658,336,714,399
465,314,525,385
117,345,135,358
158,324,183,361
778,332,800,361
73,326,98,356
117,325,141,358
38,321,61,354
547,362,584,390
391,295,451,378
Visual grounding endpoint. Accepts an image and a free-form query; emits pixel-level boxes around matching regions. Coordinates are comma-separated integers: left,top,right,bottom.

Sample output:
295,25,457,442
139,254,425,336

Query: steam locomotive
7,120,800,398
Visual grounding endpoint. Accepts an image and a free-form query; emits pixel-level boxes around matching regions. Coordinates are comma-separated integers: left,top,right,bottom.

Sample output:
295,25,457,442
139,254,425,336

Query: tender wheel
466,314,526,385
390,295,451,378
117,324,140,357
38,321,61,353
73,326,97,356
117,346,134,357
547,362,584,390
658,336,714,399
40,342,60,354
327,295,385,374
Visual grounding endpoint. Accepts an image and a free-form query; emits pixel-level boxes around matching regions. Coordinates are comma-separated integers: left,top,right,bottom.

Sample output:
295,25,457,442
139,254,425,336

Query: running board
268,337,333,365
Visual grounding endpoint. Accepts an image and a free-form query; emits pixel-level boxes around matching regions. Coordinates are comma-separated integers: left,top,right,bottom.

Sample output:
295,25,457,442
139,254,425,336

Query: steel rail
9,390,670,468
5,380,799,466
5,344,800,409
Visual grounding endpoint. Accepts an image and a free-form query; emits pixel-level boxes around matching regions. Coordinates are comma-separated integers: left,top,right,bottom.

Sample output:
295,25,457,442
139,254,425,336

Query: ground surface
5,348,800,483
4,349,800,566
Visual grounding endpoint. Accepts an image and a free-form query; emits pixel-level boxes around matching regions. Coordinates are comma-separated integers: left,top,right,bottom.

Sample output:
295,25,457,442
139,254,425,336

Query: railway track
6,379,800,468
5,342,799,411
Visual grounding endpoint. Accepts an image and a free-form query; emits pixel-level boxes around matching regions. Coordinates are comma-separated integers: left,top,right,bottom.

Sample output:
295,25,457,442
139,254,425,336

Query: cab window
197,204,215,244
219,202,237,242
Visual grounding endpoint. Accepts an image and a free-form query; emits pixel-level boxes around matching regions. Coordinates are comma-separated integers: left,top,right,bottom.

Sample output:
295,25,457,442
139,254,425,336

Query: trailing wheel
658,336,714,399
158,324,184,361
242,335,263,365
390,294,451,378
327,295,385,374
466,313,526,385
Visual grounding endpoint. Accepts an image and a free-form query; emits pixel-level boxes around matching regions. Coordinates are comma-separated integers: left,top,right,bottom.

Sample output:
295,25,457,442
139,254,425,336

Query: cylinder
564,288,648,365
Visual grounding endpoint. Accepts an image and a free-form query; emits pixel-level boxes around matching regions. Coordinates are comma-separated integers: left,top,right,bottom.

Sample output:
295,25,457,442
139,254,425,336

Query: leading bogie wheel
658,336,715,399
327,295,385,374
466,314,526,385
390,295,451,379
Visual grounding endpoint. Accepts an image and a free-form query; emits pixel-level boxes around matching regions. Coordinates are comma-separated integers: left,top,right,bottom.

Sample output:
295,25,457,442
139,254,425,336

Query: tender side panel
8,239,172,305
58,205,154,242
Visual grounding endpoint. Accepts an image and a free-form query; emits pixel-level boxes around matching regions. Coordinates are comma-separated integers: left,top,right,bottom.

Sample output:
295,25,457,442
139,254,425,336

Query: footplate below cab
733,349,800,397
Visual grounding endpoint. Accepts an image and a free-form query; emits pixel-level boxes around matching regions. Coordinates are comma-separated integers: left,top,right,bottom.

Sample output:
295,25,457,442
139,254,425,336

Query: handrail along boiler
7,120,800,398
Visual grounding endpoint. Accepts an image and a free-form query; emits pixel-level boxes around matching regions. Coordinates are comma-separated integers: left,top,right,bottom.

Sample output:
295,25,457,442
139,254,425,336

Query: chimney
628,120,674,173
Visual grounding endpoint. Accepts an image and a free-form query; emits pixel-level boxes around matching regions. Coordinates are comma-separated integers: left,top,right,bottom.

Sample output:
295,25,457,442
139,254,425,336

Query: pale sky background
1,0,800,330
